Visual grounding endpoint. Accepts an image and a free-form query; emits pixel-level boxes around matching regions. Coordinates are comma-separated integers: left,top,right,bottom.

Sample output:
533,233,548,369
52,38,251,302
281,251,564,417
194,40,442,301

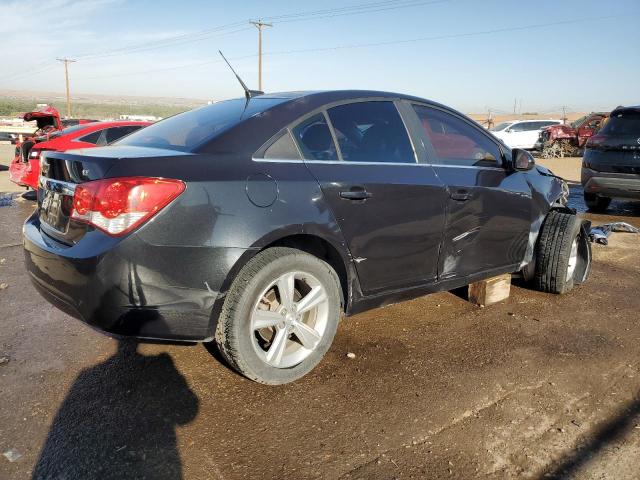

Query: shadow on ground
32,339,199,480
540,392,640,479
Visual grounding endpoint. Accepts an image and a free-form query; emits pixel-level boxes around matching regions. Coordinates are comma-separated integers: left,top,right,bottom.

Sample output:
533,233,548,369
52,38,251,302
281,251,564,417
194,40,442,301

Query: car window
104,126,142,144
263,131,301,160
509,122,526,132
326,101,415,164
600,112,640,136
413,105,502,167
489,122,513,132
292,113,338,161
538,121,558,128
585,118,603,129
78,130,102,144
116,97,288,152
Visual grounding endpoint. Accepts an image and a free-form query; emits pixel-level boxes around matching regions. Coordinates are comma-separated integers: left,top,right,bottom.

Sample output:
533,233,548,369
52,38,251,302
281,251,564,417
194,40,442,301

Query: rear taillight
586,134,605,149
70,177,185,236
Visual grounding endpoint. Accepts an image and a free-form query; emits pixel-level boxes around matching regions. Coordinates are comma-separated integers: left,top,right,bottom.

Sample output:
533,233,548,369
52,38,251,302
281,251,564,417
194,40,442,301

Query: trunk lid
37,146,190,244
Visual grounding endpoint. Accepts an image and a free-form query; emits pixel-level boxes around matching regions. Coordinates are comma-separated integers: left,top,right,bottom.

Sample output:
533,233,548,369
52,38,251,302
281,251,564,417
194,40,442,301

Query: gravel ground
1,150,639,479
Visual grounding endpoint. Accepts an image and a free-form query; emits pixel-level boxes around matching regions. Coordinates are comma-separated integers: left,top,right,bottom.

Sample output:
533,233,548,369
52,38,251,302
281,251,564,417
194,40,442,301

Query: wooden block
468,273,511,307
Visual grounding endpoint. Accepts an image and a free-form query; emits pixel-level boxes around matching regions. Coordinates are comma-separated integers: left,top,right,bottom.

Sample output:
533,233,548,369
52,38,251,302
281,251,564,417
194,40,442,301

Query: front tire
215,247,342,384
533,211,590,294
584,192,611,212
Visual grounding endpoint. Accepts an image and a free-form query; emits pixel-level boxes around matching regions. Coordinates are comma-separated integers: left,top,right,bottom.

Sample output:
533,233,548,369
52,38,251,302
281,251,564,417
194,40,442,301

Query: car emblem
637,137,640,145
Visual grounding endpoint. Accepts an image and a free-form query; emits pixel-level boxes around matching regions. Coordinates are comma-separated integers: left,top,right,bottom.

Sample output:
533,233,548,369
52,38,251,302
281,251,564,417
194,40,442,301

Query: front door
291,101,448,295
410,104,532,280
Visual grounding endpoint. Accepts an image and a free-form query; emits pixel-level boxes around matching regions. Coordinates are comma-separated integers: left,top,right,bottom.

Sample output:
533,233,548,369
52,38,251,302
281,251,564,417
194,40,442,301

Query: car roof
610,105,640,115
247,89,452,109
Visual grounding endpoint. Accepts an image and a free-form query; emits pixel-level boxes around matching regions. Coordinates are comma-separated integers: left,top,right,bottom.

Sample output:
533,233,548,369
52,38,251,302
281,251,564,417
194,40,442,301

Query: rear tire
533,210,588,294
584,192,611,212
215,247,342,384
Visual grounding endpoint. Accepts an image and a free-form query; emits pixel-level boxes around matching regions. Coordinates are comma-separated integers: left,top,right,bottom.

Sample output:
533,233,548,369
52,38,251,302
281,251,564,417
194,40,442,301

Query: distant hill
0,89,207,119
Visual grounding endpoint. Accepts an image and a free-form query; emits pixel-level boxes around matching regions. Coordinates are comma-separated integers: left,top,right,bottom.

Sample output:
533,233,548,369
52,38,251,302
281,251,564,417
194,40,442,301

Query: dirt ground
1,150,639,479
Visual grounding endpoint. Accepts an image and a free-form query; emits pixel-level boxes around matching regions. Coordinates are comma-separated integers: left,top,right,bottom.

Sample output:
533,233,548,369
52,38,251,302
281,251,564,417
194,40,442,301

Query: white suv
490,120,561,149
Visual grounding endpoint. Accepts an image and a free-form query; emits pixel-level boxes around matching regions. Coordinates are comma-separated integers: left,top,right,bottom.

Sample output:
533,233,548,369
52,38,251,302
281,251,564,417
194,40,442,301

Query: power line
260,14,625,58
67,13,624,82
42,0,449,64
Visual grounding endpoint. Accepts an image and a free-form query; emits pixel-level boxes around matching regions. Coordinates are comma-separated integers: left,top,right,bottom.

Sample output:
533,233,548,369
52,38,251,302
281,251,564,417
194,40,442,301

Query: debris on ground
0,194,14,207
589,222,639,245
0,355,9,365
346,352,356,359
0,283,8,290
3,448,23,462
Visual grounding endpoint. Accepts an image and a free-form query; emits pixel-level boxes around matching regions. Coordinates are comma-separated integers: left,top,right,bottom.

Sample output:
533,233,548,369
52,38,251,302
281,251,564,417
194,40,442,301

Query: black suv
24,90,591,384
582,105,640,211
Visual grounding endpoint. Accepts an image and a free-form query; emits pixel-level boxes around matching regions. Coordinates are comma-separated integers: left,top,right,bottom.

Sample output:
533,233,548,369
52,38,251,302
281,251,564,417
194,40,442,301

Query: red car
10,120,151,189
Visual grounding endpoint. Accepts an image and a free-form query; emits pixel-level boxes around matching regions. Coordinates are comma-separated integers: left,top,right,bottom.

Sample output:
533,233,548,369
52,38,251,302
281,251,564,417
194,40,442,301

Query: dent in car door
411,104,532,279
292,101,448,295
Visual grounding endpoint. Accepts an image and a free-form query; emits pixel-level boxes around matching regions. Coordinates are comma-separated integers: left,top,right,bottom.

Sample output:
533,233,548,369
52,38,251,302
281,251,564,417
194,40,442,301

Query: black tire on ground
215,247,342,384
584,192,611,212
533,210,586,294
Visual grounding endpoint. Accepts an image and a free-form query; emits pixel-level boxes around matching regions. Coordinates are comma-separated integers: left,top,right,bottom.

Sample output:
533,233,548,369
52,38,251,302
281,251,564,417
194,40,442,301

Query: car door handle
450,190,470,201
339,188,372,200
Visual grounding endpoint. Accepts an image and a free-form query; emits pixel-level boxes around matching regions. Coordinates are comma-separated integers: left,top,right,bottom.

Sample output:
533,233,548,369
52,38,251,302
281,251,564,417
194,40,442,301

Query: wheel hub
250,271,329,369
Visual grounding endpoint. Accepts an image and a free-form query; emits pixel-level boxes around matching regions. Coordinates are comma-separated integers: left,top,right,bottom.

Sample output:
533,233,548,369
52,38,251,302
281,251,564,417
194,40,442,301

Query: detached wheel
215,247,341,384
584,192,611,212
533,210,591,294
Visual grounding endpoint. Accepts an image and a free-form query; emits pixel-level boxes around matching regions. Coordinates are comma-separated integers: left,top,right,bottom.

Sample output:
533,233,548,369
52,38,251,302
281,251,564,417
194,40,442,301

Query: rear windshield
48,123,100,139
116,97,287,151
600,112,640,137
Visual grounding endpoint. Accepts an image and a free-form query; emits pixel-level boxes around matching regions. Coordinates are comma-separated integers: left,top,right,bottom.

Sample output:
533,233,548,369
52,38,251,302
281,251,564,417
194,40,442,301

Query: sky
0,0,638,113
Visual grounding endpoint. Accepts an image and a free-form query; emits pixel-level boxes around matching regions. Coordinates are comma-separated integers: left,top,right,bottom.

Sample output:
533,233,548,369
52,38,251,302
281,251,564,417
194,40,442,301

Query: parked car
9,121,151,189
490,119,561,149
537,112,609,158
582,105,640,211
24,90,591,384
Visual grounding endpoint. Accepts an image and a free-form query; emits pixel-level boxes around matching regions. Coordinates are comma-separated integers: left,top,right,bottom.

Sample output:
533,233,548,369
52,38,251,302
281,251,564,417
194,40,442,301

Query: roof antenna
218,50,263,100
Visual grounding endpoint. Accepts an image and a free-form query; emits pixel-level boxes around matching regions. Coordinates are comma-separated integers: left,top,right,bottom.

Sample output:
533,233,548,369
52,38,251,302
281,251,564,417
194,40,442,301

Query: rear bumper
23,213,250,341
581,167,640,200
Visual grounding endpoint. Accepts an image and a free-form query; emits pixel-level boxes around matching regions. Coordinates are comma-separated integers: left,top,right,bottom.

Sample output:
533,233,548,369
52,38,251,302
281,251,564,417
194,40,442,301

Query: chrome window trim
252,157,504,170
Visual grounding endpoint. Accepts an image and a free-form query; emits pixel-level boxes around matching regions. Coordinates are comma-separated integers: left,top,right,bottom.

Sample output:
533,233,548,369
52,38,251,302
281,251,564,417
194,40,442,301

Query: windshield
600,112,640,137
490,122,513,132
570,116,587,128
116,97,288,151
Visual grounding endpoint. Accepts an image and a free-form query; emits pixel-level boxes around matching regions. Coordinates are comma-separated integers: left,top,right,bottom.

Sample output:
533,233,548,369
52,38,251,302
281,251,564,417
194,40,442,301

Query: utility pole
561,106,568,124
249,20,272,91
56,58,76,118
485,108,494,129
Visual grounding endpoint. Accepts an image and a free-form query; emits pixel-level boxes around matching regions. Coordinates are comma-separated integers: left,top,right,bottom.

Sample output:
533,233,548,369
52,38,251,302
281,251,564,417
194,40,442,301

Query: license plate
40,190,67,232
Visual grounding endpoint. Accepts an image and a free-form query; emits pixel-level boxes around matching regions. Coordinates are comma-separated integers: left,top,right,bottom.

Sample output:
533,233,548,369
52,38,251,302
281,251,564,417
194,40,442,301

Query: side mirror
511,148,535,171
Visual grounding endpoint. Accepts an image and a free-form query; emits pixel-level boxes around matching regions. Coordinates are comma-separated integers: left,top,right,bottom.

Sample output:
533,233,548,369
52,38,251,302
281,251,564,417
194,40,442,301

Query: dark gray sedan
24,90,591,384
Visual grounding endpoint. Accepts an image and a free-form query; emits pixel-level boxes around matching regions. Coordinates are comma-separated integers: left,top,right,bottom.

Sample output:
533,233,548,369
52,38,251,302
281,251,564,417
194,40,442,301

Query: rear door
504,122,528,148
409,104,532,280
294,100,448,295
